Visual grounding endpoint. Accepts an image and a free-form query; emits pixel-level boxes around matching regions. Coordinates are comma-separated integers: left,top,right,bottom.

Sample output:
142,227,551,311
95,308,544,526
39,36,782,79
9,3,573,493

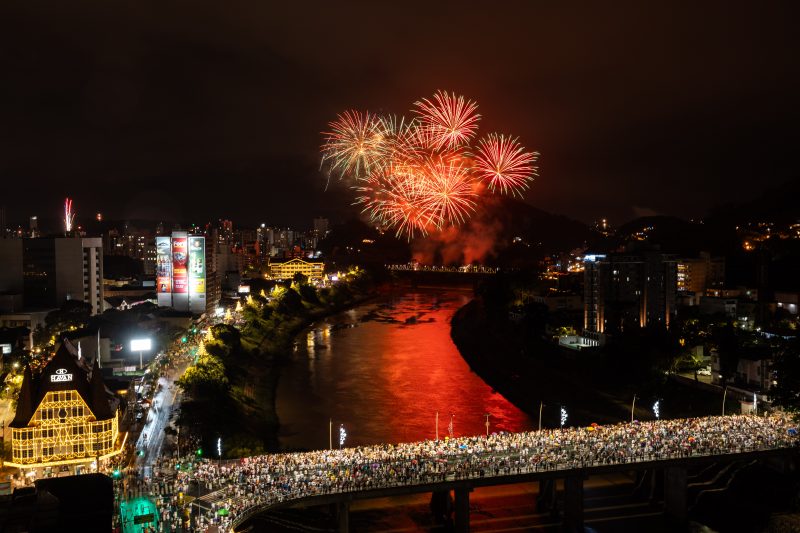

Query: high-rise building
29,216,39,238
0,237,104,314
583,251,677,334
155,232,217,314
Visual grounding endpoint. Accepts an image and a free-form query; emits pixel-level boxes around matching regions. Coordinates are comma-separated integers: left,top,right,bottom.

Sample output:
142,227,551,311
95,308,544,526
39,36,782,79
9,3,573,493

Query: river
276,290,534,451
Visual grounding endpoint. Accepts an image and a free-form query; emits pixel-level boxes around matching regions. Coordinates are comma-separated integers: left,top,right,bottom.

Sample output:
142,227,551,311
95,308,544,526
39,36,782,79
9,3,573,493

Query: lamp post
653,400,660,420
560,406,568,428
538,401,544,432
484,413,490,438
631,395,637,423
339,424,346,449
217,437,222,467
435,411,439,441
722,386,728,416
329,419,332,450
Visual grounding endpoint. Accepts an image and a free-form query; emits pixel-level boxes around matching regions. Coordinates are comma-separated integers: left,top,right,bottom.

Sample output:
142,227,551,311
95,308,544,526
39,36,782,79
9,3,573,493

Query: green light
175,463,181,470
138,450,144,457
196,448,202,456
181,336,187,343
113,469,121,478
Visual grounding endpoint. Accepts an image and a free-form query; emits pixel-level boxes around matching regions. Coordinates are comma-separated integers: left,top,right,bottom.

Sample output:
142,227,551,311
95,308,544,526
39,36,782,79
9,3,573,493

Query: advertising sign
189,236,206,313
130,339,152,352
171,235,188,294
188,236,206,295
155,237,172,294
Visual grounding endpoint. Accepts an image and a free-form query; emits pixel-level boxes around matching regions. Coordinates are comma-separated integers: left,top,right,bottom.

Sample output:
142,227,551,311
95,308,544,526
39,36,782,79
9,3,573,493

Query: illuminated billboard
189,236,206,313
156,236,172,307
171,234,188,294
130,338,152,351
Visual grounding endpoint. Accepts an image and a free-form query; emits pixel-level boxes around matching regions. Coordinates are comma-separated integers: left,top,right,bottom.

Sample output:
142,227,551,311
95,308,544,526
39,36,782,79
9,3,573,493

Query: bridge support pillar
664,466,688,527
563,475,584,532
454,487,471,533
337,501,350,533
537,478,556,514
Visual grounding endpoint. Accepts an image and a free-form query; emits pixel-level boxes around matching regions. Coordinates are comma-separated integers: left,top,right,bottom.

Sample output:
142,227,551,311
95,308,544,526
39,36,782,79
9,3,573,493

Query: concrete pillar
563,475,584,532
664,466,688,527
537,478,557,513
454,487,471,533
337,501,350,533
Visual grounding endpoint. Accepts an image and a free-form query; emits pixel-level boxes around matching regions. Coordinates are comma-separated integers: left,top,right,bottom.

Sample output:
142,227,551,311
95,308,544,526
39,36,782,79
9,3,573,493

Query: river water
276,290,533,451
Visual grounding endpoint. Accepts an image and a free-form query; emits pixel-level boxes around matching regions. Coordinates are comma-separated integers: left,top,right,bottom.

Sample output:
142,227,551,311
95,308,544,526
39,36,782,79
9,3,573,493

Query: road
135,358,190,478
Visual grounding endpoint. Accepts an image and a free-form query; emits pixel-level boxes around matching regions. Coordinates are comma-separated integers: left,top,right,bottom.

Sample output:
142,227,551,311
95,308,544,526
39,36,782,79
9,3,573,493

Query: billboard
189,236,206,313
156,236,172,307
171,234,188,294
130,339,152,352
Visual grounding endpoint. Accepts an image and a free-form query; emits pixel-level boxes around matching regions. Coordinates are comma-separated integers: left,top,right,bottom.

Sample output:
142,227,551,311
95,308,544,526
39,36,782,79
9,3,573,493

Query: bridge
386,263,502,290
189,415,798,532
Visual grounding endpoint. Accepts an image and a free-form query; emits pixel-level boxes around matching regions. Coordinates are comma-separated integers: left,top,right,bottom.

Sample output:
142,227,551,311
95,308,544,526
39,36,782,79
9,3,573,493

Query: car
698,367,712,376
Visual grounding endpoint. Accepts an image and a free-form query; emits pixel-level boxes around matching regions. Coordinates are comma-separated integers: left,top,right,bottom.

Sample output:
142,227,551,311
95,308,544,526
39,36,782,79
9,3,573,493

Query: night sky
1,2,798,230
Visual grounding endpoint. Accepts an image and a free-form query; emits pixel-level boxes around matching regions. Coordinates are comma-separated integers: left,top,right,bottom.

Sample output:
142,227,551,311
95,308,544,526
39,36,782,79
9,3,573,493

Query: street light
339,424,347,449
484,413,490,437
560,406,568,428
653,400,660,420
631,394,637,423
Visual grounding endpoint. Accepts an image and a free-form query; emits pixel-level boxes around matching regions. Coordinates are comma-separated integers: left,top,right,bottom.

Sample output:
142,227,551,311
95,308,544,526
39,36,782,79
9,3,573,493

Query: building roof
10,341,116,428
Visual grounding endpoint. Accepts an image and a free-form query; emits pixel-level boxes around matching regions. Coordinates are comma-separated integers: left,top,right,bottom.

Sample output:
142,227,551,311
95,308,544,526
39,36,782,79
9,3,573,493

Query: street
135,358,191,478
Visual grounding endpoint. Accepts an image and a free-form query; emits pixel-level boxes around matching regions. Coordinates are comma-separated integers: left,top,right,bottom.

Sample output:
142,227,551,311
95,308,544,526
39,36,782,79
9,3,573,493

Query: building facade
7,343,122,471
155,232,218,314
268,258,325,280
0,237,104,315
584,251,678,334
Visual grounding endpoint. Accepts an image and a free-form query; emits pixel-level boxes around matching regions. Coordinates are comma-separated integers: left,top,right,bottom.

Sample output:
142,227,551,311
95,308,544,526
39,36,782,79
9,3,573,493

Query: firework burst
322,91,538,240
474,134,538,196
413,90,481,151
321,110,383,179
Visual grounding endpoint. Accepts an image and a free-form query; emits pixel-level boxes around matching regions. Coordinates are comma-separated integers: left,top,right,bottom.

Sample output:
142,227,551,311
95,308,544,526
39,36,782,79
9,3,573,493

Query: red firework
474,134,538,196
413,90,481,151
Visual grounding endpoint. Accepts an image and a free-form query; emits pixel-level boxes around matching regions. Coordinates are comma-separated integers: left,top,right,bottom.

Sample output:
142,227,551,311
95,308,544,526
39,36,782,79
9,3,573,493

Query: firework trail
64,198,75,233
321,91,538,240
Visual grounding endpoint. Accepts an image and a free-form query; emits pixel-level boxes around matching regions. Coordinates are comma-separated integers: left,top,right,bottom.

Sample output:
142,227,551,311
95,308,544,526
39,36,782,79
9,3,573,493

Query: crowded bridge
170,414,798,531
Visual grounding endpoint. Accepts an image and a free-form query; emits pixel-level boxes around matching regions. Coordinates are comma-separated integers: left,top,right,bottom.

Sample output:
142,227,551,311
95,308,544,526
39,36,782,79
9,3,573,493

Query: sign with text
50,368,73,383
171,236,188,294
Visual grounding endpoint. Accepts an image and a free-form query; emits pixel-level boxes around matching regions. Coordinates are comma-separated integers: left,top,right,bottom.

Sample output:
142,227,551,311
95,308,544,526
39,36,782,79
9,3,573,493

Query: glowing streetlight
653,400,660,420
339,424,347,449
560,406,568,428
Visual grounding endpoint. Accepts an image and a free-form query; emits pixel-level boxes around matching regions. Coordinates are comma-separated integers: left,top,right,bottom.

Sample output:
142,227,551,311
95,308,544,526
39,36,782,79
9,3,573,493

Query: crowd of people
133,413,797,531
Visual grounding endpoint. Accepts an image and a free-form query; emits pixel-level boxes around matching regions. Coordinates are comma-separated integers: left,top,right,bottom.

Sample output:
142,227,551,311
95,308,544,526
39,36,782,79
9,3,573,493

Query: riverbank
178,270,380,455
450,298,725,428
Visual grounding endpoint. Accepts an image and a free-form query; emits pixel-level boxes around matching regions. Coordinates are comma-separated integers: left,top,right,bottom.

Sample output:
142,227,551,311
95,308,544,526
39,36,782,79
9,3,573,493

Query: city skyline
1,2,799,228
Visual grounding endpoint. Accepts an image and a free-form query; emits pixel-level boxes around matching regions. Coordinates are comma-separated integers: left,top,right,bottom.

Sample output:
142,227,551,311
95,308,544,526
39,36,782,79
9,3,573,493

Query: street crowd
139,413,797,531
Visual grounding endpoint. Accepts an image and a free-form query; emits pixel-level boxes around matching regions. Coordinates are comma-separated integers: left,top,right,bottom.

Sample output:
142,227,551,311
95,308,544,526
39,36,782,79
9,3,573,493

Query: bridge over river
188,414,798,532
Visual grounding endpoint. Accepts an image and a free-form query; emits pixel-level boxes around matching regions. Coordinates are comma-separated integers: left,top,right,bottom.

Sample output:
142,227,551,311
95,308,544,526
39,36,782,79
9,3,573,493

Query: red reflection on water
380,293,532,443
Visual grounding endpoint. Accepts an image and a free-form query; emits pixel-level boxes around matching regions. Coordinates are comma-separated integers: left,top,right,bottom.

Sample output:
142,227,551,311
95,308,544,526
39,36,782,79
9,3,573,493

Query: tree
771,338,800,412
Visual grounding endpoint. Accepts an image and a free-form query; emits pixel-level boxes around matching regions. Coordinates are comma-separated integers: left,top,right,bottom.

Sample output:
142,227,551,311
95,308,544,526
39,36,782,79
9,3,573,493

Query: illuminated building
583,251,677,334
155,231,218,314
6,342,123,471
269,258,325,280
677,252,725,294
0,237,105,315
